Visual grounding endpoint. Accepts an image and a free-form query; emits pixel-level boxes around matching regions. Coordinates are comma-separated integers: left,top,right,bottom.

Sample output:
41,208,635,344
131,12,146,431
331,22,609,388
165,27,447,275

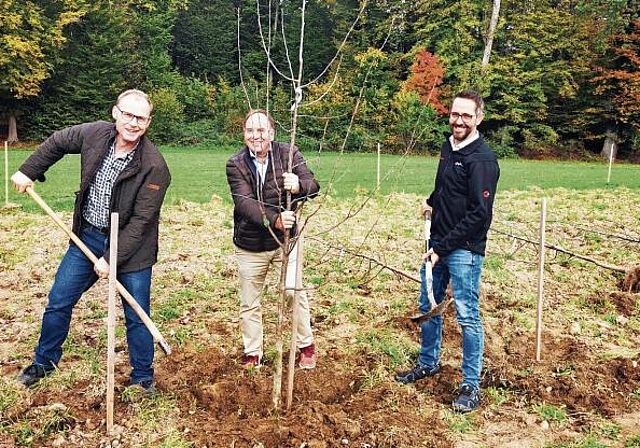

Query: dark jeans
33,226,154,384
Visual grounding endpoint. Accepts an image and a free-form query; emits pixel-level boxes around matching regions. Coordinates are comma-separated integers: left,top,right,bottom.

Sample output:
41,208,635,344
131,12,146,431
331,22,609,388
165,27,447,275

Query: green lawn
2,144,639,212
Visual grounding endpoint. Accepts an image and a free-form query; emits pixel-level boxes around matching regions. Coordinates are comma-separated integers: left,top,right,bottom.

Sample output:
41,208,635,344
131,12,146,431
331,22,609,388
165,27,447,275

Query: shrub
148,87,185,143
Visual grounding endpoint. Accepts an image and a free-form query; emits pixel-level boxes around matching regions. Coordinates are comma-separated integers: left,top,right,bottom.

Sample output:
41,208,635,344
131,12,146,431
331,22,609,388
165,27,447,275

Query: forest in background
1,0,639,159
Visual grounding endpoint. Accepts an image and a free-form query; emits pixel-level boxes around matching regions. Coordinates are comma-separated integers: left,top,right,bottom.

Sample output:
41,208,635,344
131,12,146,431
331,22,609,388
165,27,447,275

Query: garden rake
410,210,453,324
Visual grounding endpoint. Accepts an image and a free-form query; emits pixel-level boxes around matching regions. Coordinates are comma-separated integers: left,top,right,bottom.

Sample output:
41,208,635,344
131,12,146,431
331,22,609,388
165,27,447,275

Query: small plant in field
355,329,415,368
533,402,568,424
13,422,35,446
309,275,324,285
360,364,388,389
157,303,181,321
155,431,195,448
171,326,194,346
596,422,621,440
443,411,474,434
484,386,510,406
544,434,607,448
626,433,640,447
554,363,575,377
0,380,21,418
512,309,534,330
603,313,618,325
517,366,534,377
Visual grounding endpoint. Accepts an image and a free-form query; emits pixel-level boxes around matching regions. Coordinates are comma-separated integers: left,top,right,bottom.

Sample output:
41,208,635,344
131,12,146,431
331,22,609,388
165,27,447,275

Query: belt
82,219,109,235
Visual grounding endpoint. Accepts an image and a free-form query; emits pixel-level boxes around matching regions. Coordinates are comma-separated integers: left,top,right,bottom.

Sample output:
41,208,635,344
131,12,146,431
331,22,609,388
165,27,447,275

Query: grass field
2,144,639,212
2,144,640,446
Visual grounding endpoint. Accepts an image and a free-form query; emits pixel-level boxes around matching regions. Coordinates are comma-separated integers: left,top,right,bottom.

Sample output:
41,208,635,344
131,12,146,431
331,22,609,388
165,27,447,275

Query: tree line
1,0,639,160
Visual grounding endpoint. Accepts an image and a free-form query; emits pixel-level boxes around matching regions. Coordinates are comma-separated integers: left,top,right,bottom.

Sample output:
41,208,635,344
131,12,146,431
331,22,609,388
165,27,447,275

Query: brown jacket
19,121,171,273
226,142,319,252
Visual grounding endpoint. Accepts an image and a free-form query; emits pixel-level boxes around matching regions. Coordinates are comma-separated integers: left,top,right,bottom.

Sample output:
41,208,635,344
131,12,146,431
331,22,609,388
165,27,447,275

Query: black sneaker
17,363,54,387
395,363,441,384
135,380,156,394
452,384,480,413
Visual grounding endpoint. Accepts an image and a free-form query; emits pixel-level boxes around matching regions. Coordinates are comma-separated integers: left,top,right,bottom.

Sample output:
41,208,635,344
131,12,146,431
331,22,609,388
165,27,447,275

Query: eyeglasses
116,106,151,126
450,112,476,124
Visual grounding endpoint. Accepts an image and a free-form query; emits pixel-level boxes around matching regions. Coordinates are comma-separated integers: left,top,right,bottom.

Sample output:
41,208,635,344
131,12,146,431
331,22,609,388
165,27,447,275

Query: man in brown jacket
226,109,319,370
11,89,171,391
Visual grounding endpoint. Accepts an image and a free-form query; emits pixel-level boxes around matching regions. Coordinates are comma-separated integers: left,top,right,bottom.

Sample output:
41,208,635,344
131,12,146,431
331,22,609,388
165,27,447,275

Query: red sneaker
298,344,317,369
242,354,261,370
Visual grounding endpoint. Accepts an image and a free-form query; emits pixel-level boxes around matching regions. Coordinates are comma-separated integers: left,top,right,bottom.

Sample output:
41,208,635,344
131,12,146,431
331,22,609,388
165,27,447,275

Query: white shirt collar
449,131,479,151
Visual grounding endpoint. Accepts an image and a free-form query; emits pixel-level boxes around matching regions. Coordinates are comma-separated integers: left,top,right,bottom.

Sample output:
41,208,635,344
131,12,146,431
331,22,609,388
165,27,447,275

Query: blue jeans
418,244,485,389
34,226,154,384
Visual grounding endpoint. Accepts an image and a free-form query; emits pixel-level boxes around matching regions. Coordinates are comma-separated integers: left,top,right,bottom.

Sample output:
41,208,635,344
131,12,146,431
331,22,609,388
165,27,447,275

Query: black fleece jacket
426,134,500,258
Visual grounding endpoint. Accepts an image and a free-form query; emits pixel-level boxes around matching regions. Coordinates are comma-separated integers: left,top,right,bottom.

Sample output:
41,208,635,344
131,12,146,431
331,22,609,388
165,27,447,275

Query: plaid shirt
83,142,136,228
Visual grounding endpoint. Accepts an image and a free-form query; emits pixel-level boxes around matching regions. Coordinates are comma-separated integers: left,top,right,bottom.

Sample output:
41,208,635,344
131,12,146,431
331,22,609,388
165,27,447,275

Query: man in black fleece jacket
395,90,500,413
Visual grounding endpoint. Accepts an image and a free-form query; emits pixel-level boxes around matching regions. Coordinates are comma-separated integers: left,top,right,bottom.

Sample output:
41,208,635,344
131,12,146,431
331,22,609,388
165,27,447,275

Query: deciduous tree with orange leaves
593,19,640,132
404,49,447,115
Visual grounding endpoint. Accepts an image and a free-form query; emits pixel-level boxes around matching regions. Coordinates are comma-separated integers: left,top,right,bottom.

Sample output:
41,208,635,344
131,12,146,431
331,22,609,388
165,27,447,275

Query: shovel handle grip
423,210,432,254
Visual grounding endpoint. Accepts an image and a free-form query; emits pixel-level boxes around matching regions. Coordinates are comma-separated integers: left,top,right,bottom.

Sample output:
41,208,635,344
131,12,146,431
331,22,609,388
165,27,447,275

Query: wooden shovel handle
25,186,171,355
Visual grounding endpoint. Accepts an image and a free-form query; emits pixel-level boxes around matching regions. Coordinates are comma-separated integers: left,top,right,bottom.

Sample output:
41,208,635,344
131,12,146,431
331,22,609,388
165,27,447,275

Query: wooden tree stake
107,213,118,435
535,199,546,362
286,232,305,410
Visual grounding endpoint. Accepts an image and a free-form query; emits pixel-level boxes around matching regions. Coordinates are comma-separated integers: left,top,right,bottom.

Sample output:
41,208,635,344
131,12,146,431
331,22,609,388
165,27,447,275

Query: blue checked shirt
83,142,136,228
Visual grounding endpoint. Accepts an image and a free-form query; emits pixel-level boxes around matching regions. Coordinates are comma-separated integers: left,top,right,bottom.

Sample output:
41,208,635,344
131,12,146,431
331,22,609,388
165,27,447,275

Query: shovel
410,210,453,324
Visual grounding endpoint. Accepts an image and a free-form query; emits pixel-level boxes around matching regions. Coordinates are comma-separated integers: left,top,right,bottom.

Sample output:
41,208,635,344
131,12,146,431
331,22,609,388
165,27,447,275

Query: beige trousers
235,245,313,359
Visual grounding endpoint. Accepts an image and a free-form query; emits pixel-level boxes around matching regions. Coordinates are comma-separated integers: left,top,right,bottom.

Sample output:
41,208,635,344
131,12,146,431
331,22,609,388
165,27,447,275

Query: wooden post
4,141,8,206
606,141,614,184
286,232,305,410
535,199,546,362
2,141,19,210
376,143,381,190
107,213,118,435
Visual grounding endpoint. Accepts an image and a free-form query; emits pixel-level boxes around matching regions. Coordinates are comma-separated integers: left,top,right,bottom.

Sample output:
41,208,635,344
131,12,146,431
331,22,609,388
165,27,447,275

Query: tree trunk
482,0,501,68
7,114,18,143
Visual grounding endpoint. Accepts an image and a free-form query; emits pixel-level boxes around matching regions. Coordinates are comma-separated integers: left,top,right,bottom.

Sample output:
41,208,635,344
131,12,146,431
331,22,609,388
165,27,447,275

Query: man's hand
94,257,110,279
418,200,431,218
275,210,296,230
422,248,440,266
283,172,300,194
11,171,34,193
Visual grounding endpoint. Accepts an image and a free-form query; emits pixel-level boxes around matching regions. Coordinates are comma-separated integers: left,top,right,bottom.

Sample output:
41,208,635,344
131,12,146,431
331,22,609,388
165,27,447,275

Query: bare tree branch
492,228,627,272
307,235,421,283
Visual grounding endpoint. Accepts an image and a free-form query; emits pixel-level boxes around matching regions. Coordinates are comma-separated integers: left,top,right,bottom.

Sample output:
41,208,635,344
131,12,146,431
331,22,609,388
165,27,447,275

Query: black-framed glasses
116,106,151,126
450,112,476,124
